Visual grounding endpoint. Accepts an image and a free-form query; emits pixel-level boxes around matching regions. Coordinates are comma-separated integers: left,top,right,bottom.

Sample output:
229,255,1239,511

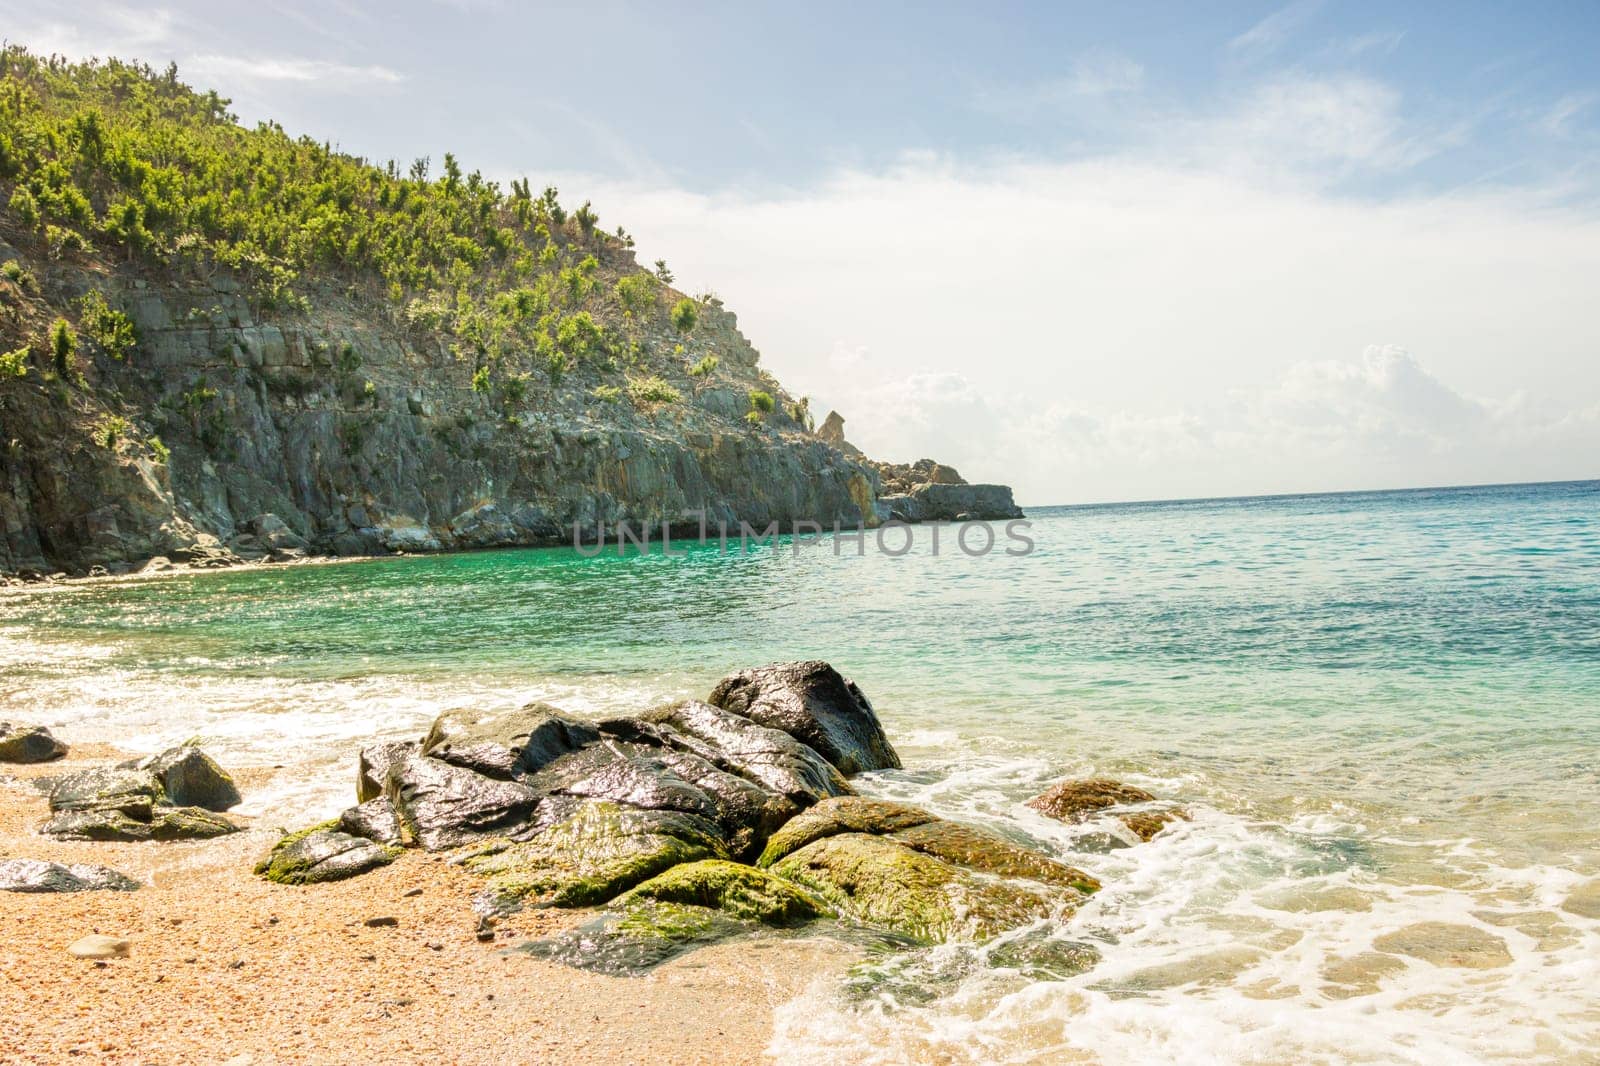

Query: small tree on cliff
50,318,79,382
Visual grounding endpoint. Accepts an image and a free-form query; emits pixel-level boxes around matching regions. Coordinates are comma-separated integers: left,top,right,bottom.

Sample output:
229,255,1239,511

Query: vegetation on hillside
0,45,736,408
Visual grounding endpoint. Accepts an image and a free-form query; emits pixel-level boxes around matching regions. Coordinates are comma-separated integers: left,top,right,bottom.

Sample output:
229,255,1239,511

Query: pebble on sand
68,934,131,959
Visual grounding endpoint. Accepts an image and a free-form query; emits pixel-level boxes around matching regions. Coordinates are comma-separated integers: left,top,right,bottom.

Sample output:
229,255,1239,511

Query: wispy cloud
184,54,405,88
1228,0,1324,62
1537,92,1597,138
973,52,1145,119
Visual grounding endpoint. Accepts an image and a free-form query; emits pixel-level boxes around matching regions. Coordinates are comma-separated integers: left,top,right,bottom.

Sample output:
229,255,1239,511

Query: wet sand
0,750,857,1065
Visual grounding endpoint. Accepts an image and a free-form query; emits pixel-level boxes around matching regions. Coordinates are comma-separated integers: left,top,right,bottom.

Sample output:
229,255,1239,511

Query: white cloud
1538,93,1597,138
565,151,1600,503
183,54,404,88
975,53,1146,117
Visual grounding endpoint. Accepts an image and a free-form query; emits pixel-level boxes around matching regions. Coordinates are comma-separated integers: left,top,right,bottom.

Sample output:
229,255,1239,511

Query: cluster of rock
39,744,243,842
817,412,1025,524
258,661,1175,970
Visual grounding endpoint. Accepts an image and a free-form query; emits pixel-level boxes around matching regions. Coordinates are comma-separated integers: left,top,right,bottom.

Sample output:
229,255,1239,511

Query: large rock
43,805,239,842
1027,778,1186,842
383,750,541,850
708,661,900,775
47,767,163,818
0,723,67,763
421,703,600,780
256,825,399,885
462,800,727,913
762,797,1098,943
121,745,241,811
338,797,403,845
0,859,140,893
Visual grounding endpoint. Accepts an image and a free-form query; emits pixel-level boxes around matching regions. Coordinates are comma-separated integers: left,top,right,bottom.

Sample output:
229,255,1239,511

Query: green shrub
80,290,138,360
748,389,775,414
1,259,36,293
653,259,674,283
688,354,719,378
614,273,659,314
49,317,77,379
627,375,681,405
95,415,132,448
671,297,698,334
147,435,170,463
0,345,29,378
8,187,39,228
471,365,491,393
592,384,622,403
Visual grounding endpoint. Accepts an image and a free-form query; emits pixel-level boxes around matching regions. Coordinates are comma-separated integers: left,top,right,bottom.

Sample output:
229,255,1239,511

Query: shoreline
0,744,859,1064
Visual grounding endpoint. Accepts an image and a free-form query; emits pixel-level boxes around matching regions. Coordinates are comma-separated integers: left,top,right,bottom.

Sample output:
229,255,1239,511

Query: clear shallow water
3,480,1599,1063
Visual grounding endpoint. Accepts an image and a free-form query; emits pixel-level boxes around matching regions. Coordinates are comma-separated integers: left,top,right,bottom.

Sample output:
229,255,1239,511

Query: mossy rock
770,831,1088,943
255,822,399,885
758,796,1099,894
43,804,239,841
462,800,727,912
757,796,934,867
511,900,753,975
617,859,833,927
124,745,242,812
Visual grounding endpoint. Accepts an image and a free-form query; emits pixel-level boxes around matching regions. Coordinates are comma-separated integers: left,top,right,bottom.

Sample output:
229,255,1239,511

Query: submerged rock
462,800,727,912
422,703,600,780
0,722,68,763
121,745,241,811
0,858,140,893
708,661,900,775
255,825,400,885
762,797,1098,943
1027,778,1186,841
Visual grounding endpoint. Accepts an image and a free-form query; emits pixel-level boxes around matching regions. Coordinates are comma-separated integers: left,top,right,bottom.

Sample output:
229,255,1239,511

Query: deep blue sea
4,480,1597,1063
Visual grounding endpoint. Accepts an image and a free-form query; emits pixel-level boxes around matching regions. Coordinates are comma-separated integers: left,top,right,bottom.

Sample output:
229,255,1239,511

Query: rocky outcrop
259,661,1117,977
0,722,67,763
878,482,1024,523
0,858,140,893
816,411,863,458
120,744,242,811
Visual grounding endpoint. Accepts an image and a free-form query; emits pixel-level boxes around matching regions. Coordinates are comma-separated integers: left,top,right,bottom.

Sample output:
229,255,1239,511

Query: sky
6,1,1600,503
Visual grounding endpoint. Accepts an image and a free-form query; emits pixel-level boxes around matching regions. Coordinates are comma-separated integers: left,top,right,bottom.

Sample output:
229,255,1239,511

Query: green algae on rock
254,823,400,885
616,859,833,927
121,745,242,812
461,800,727,912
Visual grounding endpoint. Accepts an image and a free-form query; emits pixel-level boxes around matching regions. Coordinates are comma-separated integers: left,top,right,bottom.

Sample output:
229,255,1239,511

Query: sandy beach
0,747,857,1065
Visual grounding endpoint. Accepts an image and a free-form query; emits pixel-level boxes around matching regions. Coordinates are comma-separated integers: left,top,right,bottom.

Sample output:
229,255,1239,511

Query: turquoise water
4,480,1599,1063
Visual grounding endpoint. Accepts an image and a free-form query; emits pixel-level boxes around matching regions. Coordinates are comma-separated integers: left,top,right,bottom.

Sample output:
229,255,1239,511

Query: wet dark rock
641,700,852,808
0,858,140,893
421,703,599,780
121,745,241,811
510,902,755,976
256,825,400,885
708,661,900,775
0,723,68,763
1027,778,1187,841
338,797,403,846
384,750,541,851
526,734,794,861
357,741,417,803
47,767,163,818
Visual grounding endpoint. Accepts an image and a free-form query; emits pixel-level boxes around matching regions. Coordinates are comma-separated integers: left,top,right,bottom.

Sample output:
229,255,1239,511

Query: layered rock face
0,267,879,576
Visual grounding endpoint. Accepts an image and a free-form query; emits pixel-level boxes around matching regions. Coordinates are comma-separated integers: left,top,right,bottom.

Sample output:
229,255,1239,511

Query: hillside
0,47,1012,577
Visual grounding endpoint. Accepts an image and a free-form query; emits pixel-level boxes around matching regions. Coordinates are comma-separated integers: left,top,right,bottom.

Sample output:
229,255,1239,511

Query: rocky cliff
0,243,881,576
